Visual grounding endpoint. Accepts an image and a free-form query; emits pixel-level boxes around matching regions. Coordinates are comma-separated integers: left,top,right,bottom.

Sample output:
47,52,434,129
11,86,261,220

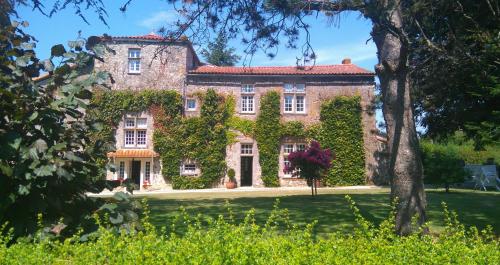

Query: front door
240,157,253,186
131,161,141,185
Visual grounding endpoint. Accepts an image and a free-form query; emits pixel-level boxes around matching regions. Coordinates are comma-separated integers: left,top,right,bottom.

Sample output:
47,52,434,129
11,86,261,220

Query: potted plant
225,168,237,189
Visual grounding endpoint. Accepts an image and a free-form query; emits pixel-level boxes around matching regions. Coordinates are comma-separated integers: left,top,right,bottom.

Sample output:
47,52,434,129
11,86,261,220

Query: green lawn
138,188,500,236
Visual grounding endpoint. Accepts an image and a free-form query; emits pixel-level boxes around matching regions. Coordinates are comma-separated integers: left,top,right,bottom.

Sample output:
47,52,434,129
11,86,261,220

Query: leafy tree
421,141,468,193
0,19,112,237
200,33,241,66
285,141,332,196
409,0,500,149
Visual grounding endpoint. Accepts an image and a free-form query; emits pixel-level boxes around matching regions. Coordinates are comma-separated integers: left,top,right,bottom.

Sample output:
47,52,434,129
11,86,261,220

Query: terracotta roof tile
189,64,374,76
107,149,159,158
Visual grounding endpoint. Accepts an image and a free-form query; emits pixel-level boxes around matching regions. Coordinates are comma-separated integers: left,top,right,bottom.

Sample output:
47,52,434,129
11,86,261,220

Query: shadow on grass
144,190,499,236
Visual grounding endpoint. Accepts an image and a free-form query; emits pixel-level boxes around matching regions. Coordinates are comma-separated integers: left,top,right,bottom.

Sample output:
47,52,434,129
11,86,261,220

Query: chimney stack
341,58,351,64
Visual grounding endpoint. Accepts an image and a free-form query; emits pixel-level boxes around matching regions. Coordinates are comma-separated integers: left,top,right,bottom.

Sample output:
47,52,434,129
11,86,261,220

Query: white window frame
118,161,125,179
123,117,148,148
283,83,306,114
240,84,255,113
181,163,197,176
128,48,141,74
145,161,151,182
283,142,307,177
241,143,253,155
186,99,196,111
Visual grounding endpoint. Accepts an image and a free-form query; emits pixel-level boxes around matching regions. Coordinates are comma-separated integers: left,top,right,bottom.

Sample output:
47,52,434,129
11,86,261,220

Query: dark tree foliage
408,0,500,149
200,32,241,66
0,21,111,237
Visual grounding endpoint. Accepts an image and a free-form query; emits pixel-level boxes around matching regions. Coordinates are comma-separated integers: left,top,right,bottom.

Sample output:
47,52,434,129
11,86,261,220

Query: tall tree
408,0,499,149
156,0,426,235
200,32,241,66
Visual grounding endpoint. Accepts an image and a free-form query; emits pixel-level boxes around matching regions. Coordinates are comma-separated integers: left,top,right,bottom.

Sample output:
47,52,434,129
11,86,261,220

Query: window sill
281,176,303,179
283,112,307,115
186,109,197,112
128,72,141,75
239,112,256,115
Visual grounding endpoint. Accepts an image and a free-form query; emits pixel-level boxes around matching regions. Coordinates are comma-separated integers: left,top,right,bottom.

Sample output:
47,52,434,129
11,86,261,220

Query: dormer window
128,48,141,74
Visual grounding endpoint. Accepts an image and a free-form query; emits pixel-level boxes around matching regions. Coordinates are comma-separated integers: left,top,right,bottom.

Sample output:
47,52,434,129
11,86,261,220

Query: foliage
285,141,332,196
281,121,307,138
409,0,500,148
200,32,240,66
0,21,113,238
88,89,182,177
1,199,499,264
319,96,365,186
421,141,469,192
227,168,236,182
255,91,282,187
154,89,230,189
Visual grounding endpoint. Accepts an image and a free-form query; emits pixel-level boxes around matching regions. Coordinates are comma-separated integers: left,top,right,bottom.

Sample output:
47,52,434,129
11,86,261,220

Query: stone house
97,33,379,189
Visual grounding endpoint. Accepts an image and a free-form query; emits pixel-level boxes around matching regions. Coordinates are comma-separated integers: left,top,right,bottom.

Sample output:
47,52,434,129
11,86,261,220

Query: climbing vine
318,96,365,186
255,91,282,187
154,89,230,189
89,89,365,189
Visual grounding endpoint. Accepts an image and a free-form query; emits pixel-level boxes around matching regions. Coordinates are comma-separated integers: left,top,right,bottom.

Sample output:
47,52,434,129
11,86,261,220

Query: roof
106,33,173,41
188,64,374,76
102,33,201,65
107,149,159,158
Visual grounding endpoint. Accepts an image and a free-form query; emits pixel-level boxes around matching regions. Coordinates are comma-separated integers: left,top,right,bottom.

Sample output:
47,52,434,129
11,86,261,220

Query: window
182,164,197,175
186,99,196,111
145,162,151,182
241,95,254,113
283,83,306,114
136,130,147,146
241,143,253,155
241,85,255,113
119,161,125,179
283,143,307,177
123,117,148,148
296,96,305,113
125,130,135,147
241,84,255,94
284,95,294,113
128,48,141,73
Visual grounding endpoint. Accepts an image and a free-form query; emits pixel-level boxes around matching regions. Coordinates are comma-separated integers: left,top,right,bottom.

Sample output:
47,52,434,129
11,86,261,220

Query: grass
137,188,500,236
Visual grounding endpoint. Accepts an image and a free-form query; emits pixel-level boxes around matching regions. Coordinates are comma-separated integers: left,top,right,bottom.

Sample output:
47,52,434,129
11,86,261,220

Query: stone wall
94,40,191,91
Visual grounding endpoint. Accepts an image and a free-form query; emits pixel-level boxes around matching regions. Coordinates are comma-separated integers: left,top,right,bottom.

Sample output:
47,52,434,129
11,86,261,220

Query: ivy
89,89,365,189
153,89,230,189
318,96,365,186
255,91,282,187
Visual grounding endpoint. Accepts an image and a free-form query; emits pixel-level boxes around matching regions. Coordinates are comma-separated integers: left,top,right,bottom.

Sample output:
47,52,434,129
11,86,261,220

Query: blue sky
16,1,377,69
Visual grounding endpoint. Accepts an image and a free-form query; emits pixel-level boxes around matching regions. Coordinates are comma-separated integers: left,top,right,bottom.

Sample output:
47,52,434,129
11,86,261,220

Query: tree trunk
371,8,427,235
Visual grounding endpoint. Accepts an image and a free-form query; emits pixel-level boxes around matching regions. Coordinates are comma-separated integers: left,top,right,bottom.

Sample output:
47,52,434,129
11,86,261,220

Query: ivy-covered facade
93,34,380,190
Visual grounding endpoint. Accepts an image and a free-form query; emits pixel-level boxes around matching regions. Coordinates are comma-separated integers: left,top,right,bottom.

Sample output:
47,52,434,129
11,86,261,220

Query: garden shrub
1,198,498,264
319,96,365,186
255,91,282,187
421,141,469,192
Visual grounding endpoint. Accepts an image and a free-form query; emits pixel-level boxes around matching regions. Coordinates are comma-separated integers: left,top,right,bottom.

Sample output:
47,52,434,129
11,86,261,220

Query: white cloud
138,10,176,30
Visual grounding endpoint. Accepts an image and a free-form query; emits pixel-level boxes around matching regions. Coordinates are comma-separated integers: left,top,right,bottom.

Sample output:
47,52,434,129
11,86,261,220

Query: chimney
341,58,352,64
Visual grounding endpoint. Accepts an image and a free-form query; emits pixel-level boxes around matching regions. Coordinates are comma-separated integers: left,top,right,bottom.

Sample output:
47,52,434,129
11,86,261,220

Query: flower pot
225,181,237,189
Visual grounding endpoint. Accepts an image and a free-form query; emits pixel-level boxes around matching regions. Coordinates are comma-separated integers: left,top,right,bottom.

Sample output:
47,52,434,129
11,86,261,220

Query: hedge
1,198,498,264
319,96,365,186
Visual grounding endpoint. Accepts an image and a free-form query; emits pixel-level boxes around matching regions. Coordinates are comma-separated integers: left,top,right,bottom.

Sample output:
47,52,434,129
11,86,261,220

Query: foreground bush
1,198,498,265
